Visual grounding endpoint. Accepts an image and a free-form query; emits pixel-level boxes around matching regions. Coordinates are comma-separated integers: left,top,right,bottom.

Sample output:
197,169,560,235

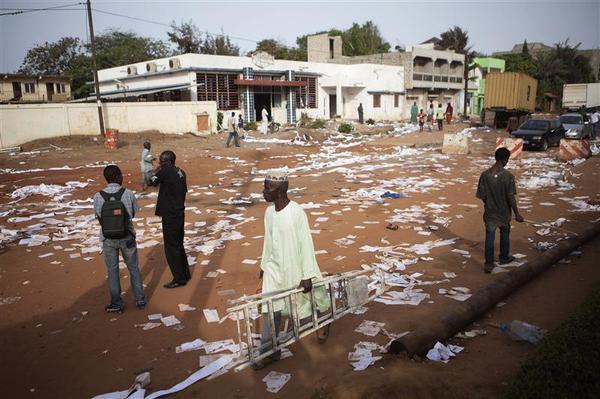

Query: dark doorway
46,83,54,101
254,93,271,121
329,94,337,118
12,82,22,100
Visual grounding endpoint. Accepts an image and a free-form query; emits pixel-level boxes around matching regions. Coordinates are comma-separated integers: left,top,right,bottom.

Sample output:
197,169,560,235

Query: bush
338,122,353,133
366,118,375,125
298,112,311,127
310,119,326,129
217,112,223,130
244,121,257,131
503,283,600,398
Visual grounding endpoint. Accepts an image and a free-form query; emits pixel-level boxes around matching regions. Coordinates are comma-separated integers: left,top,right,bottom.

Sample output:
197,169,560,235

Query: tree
200,32,240,56
251,39,305,61
94,29,170,68
499,53,537,76
19,37,82,75
341,21,390,56
522,39,529,56
438,26,473,117
168,20,202,54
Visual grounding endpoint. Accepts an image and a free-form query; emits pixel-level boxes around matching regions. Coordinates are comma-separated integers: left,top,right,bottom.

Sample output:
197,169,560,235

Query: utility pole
86,0,105,137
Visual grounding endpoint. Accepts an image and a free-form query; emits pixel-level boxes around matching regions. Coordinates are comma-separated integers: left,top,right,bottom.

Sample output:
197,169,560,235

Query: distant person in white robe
260,106,269,135
253,168,330,369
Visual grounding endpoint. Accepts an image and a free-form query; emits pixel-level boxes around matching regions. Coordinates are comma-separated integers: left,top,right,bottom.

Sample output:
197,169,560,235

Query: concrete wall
0,101,217,149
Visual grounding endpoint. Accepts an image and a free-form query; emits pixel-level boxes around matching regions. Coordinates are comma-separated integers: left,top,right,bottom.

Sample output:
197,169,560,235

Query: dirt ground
1,122,599,399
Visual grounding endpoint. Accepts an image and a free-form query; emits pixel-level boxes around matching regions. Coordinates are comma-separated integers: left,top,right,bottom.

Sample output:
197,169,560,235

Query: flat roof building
1,73,71,104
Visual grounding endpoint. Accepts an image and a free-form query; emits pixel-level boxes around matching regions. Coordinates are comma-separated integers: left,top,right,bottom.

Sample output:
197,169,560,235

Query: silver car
560,113,591,139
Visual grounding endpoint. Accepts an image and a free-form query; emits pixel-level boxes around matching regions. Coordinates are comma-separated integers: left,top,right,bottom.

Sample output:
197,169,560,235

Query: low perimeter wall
0,101,218,149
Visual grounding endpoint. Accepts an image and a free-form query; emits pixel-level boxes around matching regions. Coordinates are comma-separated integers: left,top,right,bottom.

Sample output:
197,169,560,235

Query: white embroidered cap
265,168,289,182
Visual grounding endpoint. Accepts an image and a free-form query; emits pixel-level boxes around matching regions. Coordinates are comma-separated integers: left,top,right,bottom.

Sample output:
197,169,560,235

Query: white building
95,52,405,124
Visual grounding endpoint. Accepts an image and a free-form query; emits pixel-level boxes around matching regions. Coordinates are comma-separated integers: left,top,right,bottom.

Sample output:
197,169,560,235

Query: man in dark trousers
149,150,191,288
357,103,364,124
476,147,524,273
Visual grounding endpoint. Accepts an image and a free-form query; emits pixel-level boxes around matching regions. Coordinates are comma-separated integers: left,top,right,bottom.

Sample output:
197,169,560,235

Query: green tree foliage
340,21,390,56
522,39,529,56
499,39,594,105
253,21,390,60
19,29,170,99
19,37,83,75
167,20,202,54
200,32,240,56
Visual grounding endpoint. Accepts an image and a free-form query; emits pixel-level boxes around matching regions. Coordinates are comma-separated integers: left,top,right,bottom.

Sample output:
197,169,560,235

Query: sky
1,0,599,72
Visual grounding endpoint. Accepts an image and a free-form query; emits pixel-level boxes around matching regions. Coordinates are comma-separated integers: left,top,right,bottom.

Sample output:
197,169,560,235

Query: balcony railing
413,73,462,85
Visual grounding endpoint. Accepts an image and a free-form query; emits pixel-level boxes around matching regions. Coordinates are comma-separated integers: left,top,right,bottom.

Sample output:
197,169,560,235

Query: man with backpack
93,165,146,313
149,150,191,288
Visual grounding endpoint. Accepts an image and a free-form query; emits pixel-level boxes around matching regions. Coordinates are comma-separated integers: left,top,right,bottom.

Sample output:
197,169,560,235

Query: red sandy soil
0,122,599,398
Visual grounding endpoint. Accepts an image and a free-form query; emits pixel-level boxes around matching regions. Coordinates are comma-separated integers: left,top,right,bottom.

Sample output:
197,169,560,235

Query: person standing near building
94,165,146,312
417,108,426,132
445,102,454,125
226,111,240,148
410,101,418,124
260,106,270,135
591,109,599,140
436,103,445,130
476,147,524,273
357,103,364,124
238,113,245,139
140,141,155,192
427,102,434,132
253,169,330,369
149,150,191,288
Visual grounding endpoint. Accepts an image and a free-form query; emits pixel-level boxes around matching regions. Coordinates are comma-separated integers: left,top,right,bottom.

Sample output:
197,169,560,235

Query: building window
272,87,282,108
329,38,335,59
373,94,381,108
61,84,66,93
56,83,62,93
24,82,35,93
527,85,531,101
394,94,399,108
196,73,239,110
295,76,317,108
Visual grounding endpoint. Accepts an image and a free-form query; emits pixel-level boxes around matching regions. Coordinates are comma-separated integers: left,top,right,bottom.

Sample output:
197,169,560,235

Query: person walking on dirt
149,151,191,288
226,111,240,148
260,106,270,135
238,114,245,139
140,141,155,191
476,147,524,273
410,101,418,124
436,104,444,130
357,103,364,124
418,108,426,132
253,169,330,369
94,165,146,312
445,102,454,125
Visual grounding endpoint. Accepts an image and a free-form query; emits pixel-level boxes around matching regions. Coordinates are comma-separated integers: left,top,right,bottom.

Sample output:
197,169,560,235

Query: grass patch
503,283,600,399
338,122,353,133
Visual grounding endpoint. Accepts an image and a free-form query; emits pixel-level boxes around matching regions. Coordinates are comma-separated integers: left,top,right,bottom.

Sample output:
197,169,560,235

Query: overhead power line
0,3,84,16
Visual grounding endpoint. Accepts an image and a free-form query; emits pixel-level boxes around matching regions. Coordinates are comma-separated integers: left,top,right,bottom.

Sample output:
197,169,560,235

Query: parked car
510,118,565,150
559,113,591,139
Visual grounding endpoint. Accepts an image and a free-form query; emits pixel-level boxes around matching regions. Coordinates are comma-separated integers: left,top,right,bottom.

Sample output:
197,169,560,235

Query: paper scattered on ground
160,315,181,327
426,342,464,363
178,304,197,312
262,371,291,394
203,309,220,323
348,341,383,371
354,320,385,337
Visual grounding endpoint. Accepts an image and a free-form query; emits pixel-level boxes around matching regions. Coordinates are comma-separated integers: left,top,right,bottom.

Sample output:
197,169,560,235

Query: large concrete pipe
389,220,600,357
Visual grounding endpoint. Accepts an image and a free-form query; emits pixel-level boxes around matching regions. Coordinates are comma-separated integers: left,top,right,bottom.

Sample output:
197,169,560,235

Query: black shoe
164,281,186,289
484,263,495,274
105,304,124,313
136,302,146,310
499,256,516,265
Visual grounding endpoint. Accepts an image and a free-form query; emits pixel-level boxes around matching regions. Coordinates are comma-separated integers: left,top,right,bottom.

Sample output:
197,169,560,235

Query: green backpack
99,188,128,239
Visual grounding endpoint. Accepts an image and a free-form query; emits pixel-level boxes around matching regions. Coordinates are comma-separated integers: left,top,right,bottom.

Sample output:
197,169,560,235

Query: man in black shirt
149,150,191,288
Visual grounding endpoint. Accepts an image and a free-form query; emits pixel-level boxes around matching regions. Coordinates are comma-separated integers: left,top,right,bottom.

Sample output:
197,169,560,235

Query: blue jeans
485,224,510,265
102,235,146,307
592,123,598,140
